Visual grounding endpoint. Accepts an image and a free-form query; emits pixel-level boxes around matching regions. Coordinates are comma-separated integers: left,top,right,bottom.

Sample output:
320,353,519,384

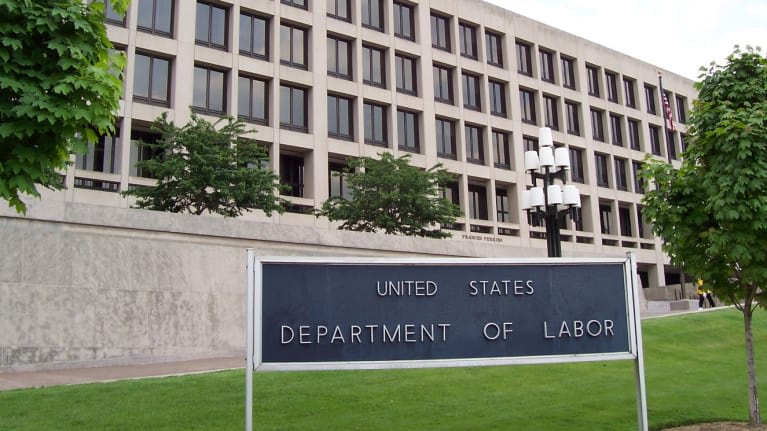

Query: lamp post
520,127,581,257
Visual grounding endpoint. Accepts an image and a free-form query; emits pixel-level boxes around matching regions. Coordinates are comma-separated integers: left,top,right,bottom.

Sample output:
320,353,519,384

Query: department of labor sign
253,257,637,370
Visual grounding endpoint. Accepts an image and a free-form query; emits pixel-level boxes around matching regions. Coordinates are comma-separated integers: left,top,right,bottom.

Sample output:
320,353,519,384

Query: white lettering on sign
468,280,534,296
377,280,438,296
280,323,451,345
543,319,615,339
483,322,514,340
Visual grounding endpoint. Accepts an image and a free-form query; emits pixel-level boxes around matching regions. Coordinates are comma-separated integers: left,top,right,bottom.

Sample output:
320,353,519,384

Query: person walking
696,279,706,309
706,289,716,308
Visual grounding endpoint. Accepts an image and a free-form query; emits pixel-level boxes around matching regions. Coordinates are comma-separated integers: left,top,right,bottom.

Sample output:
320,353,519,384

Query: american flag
662,93,675,131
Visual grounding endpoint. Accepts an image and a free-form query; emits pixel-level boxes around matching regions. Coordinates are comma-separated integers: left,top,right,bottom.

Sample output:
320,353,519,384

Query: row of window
108,0,689,127
79,122,655,205
76,124,658,244
137,50,687,157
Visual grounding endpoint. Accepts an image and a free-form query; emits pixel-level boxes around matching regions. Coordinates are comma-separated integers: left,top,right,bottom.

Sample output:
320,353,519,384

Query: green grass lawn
1,308,764,431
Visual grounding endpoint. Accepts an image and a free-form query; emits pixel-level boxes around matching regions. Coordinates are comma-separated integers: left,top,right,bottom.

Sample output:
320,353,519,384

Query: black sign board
253,258,637,369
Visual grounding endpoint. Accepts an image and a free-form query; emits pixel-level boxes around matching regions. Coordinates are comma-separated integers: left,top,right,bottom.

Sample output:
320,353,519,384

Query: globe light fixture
519,127,581,257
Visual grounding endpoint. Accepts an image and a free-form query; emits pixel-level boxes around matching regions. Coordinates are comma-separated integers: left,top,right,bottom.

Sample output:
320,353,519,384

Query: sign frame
245,252,647,431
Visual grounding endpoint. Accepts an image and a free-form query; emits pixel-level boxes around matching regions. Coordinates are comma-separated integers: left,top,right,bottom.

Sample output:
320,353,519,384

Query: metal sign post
245,254,646,431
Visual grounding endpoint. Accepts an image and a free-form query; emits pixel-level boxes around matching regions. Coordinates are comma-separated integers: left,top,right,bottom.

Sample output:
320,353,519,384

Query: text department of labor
280,322,451,345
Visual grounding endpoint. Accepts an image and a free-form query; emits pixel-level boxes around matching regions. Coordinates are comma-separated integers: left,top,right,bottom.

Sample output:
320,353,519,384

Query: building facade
70,0,694,288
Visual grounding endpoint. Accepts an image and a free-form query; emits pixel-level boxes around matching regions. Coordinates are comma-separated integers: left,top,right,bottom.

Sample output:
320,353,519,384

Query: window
430,13,450,51
329,162,352,199
610,114,623,146
569,147,585,183
667,130,677,160
281,0,307,8
363,45,386,88
591,108,605,142
435,118,456,159
77,128,119,174
280,23,307,69
465,124,484,164
624,77,637,108
137,0,173,36
543,95,559,130
364,102,387,146
565,101,580,136
238,75,268,124
586,65,600,97
441,182,460,207
496,188,510,223
362,0,384,31
523,136,538,152
280,84,308,131
573,206,584,232
133,52,171,106
239,13,268,59
395,53,417,95
459,22,478,59
196,2,227,49
605,71,619,102
649,125,661,155
539,49,555,83
633,161,644,194
462,73,481,111
636,206,647,239
520,88,536,124
680,133,688,153
644,84,657,114
397,109,419,152
393,1,415,40
619,206,632,237
193,66,226,113
488,80,506,117
105,0,125,25
327,94,354,140
561,56,576,89
280,154,304,197
676,95,687,124
468,185,488,220
327,36,352,80
516,40,533,75
614,157,627,191
129,129,162,178
628,118,641,150
433,64,453,104
492,130,511,169
327,0,351,21
595,153,609,187
485,31,503,67
599,204,612,234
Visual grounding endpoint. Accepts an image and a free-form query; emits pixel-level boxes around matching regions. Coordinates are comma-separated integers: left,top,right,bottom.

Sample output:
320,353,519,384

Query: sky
485,0,767,80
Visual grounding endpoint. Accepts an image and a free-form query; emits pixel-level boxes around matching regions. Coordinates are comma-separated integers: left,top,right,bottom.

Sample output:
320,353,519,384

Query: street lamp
520,127,581,257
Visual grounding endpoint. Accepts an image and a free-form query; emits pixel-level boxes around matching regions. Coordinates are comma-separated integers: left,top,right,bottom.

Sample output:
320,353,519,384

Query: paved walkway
0,356,244,392
0,307,716,392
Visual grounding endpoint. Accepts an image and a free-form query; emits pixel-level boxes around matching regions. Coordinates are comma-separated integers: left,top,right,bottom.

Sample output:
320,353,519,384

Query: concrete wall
2,200,565,371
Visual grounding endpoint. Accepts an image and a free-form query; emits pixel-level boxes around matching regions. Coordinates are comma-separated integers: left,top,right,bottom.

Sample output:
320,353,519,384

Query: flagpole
657,72,687,298
657,71,672,163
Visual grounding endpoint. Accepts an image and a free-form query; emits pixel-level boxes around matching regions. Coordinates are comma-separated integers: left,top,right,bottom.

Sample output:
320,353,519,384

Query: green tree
0,0,127,213
123,113,287,218
640,46,766,426
316,153,462,239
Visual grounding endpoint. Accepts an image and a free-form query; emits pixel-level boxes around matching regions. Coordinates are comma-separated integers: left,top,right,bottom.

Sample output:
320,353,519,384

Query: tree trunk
743,304,762,425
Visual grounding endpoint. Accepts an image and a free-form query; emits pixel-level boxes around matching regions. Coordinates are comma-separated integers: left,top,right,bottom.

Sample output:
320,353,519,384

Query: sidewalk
0,356,244,392
0,307,716,392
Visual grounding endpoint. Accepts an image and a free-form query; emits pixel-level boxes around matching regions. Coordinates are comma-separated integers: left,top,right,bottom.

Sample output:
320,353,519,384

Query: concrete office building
70,0,692,288
0,0,701,369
